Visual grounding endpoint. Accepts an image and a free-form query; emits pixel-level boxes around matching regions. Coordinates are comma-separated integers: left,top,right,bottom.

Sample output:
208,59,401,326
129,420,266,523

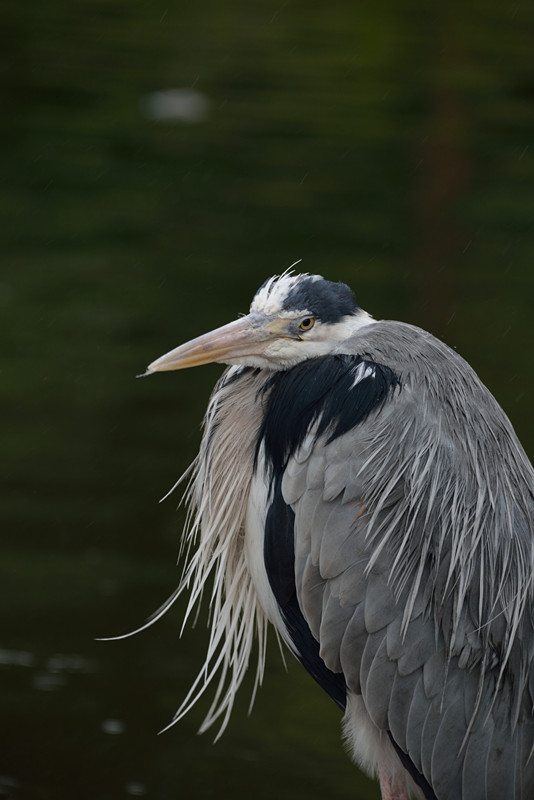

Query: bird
143,271,534,800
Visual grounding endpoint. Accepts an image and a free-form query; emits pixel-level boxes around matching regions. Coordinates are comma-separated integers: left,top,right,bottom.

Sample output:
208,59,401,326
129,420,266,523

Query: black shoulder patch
257,354,400,476
282,277,358,323
264,477,347,710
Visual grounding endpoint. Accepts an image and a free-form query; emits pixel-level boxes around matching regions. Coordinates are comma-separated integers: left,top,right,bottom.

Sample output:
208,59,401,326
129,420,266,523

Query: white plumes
250,265,316,316
350,362,376,388
165,366,269,737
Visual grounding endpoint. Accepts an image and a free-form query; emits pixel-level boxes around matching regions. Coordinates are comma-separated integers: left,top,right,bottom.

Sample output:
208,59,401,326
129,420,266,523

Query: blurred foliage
1,0,533,798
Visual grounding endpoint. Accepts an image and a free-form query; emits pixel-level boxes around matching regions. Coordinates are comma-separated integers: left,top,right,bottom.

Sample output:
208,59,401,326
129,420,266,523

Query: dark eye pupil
301,318,313,329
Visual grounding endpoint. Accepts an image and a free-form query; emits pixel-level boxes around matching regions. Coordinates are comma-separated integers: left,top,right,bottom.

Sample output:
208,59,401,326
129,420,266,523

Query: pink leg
379,771,410,800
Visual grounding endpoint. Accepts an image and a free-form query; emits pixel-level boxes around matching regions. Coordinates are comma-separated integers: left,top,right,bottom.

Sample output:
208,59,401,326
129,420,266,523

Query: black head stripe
281,277,359,322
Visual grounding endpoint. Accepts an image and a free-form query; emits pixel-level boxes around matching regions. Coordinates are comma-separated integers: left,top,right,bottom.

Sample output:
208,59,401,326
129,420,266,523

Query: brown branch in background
411,84,472,334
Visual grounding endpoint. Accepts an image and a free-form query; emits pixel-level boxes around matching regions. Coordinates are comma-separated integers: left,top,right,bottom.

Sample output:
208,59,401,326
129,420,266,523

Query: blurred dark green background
1,1,533,798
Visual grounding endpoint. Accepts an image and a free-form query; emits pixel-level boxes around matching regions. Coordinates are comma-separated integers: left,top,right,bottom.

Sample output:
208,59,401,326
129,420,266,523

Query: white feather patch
350,362,376,388
160,367,270,738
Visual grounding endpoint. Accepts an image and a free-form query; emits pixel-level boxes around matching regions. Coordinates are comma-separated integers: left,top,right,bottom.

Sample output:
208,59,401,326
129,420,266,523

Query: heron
142,271,534,800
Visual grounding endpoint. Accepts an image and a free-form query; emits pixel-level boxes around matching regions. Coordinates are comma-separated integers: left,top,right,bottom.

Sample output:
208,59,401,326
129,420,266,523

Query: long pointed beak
146,313,287,373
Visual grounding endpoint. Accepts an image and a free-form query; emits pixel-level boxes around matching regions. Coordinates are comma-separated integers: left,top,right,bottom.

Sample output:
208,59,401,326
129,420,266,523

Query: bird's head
146,272,375,373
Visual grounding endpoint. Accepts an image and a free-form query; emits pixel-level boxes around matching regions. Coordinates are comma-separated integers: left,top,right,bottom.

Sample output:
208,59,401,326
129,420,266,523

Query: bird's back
259,320,534,798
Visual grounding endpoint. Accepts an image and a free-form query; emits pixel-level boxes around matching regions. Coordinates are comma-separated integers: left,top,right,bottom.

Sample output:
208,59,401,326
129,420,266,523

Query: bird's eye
299,317,315,331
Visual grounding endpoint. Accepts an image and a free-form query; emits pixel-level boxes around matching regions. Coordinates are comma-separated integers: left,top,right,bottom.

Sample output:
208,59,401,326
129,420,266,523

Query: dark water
2,2,534,798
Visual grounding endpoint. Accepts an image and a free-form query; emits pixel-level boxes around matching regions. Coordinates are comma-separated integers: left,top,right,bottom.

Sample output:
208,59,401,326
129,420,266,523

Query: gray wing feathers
364,571,398,633
395,615,437,677
319,589,352,673
429,692,465,797
486,724,517,798
297,552,324,641
281,375,534,799
363,634,397,729
518,722,534,796
423,649,446,701
405,673,428,772
319,505,365,578
462,720,492,799
338,603,366,693
387,668,421,755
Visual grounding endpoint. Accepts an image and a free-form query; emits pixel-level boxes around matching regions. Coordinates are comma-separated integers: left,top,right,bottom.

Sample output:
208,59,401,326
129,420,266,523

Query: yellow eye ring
299,317,315,331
